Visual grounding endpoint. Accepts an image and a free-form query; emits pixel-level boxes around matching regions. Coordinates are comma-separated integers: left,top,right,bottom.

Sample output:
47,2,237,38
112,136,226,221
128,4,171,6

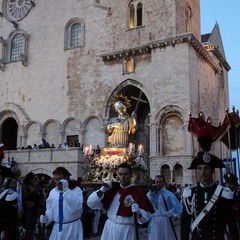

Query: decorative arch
42,119,61,147
160,163,171,184
105,78,150,118
83,115,104,148
83,115,103,129
0,110,20,127
0,102,30,123
172,163,183,185
156,105,187,123
0,102,30,149
62,117,82,147
31,168,52,178
157,105,187,156
24,121,42,147
62,117,82,131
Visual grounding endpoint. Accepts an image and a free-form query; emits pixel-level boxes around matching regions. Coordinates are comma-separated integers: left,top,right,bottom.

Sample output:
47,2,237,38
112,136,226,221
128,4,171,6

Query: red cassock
102,184,154,216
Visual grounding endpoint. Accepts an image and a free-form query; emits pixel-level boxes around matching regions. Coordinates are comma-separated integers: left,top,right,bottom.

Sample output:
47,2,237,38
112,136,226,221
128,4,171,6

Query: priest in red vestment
87,163,154,240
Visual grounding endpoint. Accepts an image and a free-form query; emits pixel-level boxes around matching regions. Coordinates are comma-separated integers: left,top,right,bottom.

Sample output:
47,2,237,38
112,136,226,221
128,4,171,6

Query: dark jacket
181,183,239,240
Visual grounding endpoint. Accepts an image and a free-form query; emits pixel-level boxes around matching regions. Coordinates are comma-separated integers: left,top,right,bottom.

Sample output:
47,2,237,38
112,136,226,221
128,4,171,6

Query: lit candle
128,143,132,154
132,144,135,153
89,144,93,155
84,145,89,155
138,144,144,155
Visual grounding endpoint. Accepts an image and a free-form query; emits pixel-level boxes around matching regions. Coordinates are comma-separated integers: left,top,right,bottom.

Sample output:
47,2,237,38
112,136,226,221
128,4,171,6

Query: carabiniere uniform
181,181,238,240
181,124,240,240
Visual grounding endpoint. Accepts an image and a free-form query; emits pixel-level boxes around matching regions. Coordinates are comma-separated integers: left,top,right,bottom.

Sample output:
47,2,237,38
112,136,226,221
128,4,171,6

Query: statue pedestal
83,147,152,186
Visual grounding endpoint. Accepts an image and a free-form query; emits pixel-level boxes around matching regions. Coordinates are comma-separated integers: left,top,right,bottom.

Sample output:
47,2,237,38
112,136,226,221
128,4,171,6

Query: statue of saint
105,95,137,148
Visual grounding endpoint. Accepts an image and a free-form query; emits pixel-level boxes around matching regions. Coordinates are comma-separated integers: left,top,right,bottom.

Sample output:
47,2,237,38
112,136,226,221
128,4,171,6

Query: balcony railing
4,147,88,179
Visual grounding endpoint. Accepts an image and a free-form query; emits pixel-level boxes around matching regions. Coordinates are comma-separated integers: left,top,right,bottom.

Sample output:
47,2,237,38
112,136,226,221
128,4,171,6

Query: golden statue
83,94,151,186
105,95,137,148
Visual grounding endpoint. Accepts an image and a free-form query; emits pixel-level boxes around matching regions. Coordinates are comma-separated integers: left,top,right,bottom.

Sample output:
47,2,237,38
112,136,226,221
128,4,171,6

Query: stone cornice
100,33,230,74
203,43,231,71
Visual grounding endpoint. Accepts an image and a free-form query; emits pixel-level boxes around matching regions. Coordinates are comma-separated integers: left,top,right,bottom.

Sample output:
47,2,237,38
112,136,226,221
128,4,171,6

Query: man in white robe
40,167,83,240
147,175,182,240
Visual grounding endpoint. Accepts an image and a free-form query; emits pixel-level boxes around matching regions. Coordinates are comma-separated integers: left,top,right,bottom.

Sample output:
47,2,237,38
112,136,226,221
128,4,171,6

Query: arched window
64,18,85,50
136,2,142,27
128,1,143,29
6,29,29,65
70,23,81,47
10,34,24,62
123,57,135,74
185,5,192,32
129,4,135,28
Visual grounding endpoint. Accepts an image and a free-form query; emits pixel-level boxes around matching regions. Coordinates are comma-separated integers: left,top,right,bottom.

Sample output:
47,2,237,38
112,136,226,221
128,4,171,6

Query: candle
128,143,133,154
138,144,144,155
84,145,89,155
89,144,93,155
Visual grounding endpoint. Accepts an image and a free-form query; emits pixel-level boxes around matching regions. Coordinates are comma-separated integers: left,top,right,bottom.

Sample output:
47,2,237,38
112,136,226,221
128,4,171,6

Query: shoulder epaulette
221,186,233,199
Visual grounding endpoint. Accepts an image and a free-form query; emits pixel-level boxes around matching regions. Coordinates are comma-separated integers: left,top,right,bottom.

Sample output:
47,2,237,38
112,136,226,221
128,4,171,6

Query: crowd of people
0,160,240,240
1,135,240,239
17,139,84,151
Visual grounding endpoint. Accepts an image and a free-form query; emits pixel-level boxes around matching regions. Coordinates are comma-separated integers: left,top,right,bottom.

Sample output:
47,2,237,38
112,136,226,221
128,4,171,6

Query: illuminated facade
0,0,230,184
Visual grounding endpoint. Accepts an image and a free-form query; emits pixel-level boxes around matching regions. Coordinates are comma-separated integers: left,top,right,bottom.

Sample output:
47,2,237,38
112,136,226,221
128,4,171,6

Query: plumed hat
0,166,15,178
189,126,225,169
224,172,238,182
188,151,226,169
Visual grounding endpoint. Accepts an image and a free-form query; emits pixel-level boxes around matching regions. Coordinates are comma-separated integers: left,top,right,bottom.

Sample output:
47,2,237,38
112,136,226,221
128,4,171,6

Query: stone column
149,121,157,157
78,129,84,146
18,124,25,148
159,127,163,156
58,130,63,146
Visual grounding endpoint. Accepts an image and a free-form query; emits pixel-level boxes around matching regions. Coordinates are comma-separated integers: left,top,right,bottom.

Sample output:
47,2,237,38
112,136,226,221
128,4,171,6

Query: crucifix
131,91,148,112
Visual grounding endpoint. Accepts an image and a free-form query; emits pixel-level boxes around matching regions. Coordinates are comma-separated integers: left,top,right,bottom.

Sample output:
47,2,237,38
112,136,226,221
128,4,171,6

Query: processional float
82,95,151,186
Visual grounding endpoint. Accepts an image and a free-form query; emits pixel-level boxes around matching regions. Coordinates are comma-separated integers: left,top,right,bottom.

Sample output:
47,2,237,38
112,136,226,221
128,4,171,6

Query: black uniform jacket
181,183,239,240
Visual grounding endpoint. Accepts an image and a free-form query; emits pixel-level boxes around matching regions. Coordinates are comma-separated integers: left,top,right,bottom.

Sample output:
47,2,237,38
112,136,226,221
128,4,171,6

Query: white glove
164,211,172,218
100,180,112,192
40,215,48,224
59,179,69,192
131,203,140,214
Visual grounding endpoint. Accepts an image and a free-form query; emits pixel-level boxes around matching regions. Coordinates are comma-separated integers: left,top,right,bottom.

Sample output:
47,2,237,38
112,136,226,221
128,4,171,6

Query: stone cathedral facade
0,0,230,185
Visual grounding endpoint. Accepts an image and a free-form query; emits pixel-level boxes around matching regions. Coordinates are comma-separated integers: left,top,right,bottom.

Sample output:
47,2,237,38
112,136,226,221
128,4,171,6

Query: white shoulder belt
191,185,222,232
0,189,9,200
